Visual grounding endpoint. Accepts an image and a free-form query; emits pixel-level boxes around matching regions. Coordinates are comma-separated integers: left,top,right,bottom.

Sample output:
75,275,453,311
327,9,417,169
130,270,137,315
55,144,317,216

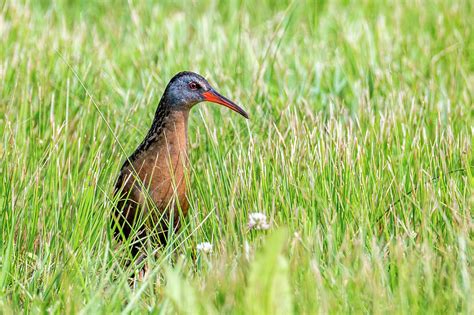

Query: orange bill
202,90,249,119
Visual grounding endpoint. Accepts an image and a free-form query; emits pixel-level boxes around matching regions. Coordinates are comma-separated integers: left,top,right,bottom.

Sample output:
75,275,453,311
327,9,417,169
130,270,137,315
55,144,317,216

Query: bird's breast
128,114,190,216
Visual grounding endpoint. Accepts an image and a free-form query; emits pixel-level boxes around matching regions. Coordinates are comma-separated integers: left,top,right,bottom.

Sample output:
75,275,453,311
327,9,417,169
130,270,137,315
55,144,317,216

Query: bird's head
162,71,249,119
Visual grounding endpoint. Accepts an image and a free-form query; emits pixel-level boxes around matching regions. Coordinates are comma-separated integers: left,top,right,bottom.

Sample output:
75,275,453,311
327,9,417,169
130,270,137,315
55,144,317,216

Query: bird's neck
128,102,190,163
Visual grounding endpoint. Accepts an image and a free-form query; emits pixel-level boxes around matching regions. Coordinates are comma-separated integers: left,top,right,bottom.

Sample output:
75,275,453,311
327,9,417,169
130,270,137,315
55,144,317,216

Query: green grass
1,0,473,313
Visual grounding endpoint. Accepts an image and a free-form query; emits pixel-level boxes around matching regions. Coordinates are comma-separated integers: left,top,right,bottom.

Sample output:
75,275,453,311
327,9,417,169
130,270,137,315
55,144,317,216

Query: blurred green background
0,0,472,313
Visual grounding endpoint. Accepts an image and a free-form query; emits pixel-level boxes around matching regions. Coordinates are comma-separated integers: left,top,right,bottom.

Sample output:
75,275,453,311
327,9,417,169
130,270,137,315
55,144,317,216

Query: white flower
196,242,213,254
248,212,270,230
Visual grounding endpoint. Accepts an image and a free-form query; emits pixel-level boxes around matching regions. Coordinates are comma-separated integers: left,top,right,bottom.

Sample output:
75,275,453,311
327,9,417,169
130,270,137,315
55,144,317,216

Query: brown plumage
112,71,248,259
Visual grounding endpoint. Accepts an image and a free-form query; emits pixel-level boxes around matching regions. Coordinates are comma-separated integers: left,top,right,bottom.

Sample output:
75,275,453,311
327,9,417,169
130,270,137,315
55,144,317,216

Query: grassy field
1,0,473,313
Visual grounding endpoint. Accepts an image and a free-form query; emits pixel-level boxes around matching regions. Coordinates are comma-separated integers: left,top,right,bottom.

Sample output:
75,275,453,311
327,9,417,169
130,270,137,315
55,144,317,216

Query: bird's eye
188,81,199,90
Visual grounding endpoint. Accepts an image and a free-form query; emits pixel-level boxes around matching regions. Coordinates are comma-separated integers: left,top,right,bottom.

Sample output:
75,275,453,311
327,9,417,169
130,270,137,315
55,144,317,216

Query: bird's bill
202,89,249,119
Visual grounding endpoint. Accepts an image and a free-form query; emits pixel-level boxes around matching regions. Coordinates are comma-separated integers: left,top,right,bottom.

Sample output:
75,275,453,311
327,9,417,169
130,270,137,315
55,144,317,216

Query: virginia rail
112,71,248,260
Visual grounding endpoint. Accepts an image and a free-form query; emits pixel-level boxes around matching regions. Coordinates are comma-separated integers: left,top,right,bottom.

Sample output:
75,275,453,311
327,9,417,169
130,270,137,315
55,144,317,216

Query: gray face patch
164,72,213,109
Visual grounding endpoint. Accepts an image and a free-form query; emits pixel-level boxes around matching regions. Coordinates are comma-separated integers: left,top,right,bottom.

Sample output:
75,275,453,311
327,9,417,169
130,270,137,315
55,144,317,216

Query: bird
112,71,248,261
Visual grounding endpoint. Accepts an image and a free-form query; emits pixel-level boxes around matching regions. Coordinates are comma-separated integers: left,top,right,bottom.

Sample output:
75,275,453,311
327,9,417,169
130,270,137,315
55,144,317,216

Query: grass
0,0,473,313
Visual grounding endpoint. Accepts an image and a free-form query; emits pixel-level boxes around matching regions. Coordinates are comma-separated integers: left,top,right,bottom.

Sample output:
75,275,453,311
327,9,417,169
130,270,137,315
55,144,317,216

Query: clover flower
248,212,270,230
196,242,213,254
